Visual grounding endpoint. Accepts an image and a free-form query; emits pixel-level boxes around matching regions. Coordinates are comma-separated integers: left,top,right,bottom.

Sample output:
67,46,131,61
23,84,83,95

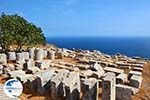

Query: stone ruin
0,47,148,100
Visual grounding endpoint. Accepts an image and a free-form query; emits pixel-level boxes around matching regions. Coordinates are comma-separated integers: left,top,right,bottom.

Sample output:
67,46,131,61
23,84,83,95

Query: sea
47,37,150,59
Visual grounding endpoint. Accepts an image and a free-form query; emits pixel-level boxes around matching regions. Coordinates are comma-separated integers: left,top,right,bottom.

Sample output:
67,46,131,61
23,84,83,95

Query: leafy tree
0,13,46,52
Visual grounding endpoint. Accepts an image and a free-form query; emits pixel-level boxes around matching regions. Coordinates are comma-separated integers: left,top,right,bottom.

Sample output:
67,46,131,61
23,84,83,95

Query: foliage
0,12,46,52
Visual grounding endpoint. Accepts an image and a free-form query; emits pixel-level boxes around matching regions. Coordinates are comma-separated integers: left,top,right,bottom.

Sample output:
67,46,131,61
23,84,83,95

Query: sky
0,0,150,37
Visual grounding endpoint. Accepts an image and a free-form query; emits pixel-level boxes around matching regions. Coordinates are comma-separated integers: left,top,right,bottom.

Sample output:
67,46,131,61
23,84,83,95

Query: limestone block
91,63,103,71
102,72,116,100
0,64,3,75
16,53,25,62
130,75,142,89
34,49,43,60
50,69,69,99
29,48,35,59
47,50,55,60
8,52,16,61
0,54,7,64
35,68,56,95
116,84,132,100
43,50,48,58
63,72,80,100
116,73,128,84
23,52,30,60
82,78,99,100
35,60,51,70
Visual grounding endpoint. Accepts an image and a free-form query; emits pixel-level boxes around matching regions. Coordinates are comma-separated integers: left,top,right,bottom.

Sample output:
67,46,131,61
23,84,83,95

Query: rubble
0,47,148,99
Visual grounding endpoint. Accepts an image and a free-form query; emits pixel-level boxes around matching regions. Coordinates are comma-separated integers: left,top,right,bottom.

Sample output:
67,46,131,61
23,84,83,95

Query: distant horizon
1,0,150,37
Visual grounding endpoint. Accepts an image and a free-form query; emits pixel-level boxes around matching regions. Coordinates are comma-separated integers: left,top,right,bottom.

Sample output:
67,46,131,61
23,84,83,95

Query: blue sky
0,0,150,37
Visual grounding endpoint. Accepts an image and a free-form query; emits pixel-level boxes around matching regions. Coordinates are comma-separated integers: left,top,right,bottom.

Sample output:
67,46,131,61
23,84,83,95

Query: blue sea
47,37,150,58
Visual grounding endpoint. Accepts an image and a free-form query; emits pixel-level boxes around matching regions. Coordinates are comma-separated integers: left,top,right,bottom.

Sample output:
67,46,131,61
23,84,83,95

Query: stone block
47,50,55,60
8,52,16,61
116,84,132,100
82,78,99,100
0,54,7,64
34,49,43,60
63,72,80,100
16,53,25,62
102,72,116,100
116,73,128,84
130,75,142,89
28,48,35,59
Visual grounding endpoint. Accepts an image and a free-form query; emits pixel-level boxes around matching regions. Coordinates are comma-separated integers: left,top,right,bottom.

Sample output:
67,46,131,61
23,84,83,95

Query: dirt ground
0,63,150,100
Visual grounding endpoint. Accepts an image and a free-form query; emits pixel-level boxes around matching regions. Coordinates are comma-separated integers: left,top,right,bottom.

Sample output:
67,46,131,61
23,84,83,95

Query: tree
0,13,46,52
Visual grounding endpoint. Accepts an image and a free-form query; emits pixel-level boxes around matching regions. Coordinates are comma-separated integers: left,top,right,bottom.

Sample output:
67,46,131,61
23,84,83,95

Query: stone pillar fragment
23,52,30,60
0,54,7,64
102,72,116,100
129,75,142,89
16,53,25,62
64,72,80,100
48,50,55,60
82,78,99,100
50,70,69,99
29,48,35,59
0,64,3,75
116,73,127,84
35,60,51,70
8,52,16,61
34,49,43,60
116,84,132,100
35,69,56,95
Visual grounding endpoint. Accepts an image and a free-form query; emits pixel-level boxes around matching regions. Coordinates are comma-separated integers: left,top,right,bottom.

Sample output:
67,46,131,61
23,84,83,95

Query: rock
130,75,142,89
34,48,43,60
8,52,16,61
91,63,103,71
16,53,25,62
116,84,132,100
29,48,35,59
104,67,124,75
0,64,3,75
64,72,80,100
47,50,55,60
50,69,69,99
116,73,128,84
35,60,51,70
35,68,56,95
82,78,99,100
23,52,30,60
102,72,116,100
0,54,7,64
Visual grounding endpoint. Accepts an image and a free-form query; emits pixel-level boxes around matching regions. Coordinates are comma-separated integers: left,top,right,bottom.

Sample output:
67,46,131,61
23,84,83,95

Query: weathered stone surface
50,69,69,99
91,63,103,71
116,73,128,84
24,59,34,70
16,53,25,62
43,50,48,58
130,75,142,89
116,84,132,100
8,52,16,61
104,67,124,75
102,72,116,100
34,49,43,60
29,48,35,59
23,52,30,60
64,72,80,100
47,50,55,60
7,70,25,78
0,53,7,64
35,60,51,70
0,64,3,75
116,84,139,95
35,68,56,95
128,70,142,79
82,78,99,100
